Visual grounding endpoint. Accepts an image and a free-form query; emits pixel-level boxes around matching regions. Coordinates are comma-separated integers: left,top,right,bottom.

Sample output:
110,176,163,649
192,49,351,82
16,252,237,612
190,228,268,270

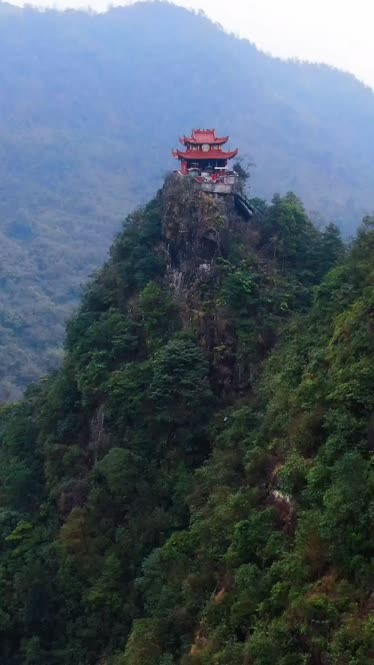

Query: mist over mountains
0,0,374,399
0,5,373,662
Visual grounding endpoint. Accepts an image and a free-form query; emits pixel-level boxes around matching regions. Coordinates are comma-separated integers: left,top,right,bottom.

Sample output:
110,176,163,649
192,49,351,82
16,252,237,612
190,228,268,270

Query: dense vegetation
1,0,374,399
0,175,372,664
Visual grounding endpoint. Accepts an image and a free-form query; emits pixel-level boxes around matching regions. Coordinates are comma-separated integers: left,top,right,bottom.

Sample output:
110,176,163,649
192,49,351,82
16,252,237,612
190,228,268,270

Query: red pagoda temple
172,129,239,194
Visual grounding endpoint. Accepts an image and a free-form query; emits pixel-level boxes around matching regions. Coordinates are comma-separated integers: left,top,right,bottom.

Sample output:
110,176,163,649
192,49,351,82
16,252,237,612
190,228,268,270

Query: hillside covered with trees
0,174,372,664
1,0,374,399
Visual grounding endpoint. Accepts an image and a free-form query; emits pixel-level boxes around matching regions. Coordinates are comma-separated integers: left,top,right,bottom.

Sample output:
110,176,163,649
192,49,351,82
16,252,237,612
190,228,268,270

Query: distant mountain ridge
0,0,373,399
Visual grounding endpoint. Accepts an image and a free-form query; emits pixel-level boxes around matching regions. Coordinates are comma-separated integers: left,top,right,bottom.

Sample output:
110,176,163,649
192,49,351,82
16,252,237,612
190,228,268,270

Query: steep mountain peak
0,171,372,664
1,0,374,401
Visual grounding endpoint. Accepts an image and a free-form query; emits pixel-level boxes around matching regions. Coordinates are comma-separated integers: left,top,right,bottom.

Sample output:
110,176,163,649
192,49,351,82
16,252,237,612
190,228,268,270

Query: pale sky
11,0,374,89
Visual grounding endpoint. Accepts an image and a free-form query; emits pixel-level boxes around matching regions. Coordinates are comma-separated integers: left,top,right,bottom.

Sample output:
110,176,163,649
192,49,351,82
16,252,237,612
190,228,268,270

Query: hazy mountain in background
1,0,373,399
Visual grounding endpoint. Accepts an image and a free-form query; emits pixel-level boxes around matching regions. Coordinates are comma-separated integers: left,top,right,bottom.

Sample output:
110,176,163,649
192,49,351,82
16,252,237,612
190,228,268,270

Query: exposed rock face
160,175,254,398
163,175,228,271
268,489,297,535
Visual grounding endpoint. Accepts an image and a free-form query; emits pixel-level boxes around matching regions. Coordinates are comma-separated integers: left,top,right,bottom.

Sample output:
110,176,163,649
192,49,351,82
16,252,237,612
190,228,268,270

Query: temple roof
180,129,229,146
173,148,238,161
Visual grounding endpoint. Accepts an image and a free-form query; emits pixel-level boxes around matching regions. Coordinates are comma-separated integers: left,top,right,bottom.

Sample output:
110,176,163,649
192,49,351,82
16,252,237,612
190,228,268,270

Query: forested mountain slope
1,1,374,399
0,175,372,664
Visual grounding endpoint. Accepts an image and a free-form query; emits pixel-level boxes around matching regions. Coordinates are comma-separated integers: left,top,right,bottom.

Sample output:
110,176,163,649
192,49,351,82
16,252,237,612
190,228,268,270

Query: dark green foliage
1,1,374,400
139,283,181,350
0,178,372,664
258,193,345,293
149,336,212,427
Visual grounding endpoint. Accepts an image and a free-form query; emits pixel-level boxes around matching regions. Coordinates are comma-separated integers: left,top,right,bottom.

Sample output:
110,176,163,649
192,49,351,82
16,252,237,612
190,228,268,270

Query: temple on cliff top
172,129,239,195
